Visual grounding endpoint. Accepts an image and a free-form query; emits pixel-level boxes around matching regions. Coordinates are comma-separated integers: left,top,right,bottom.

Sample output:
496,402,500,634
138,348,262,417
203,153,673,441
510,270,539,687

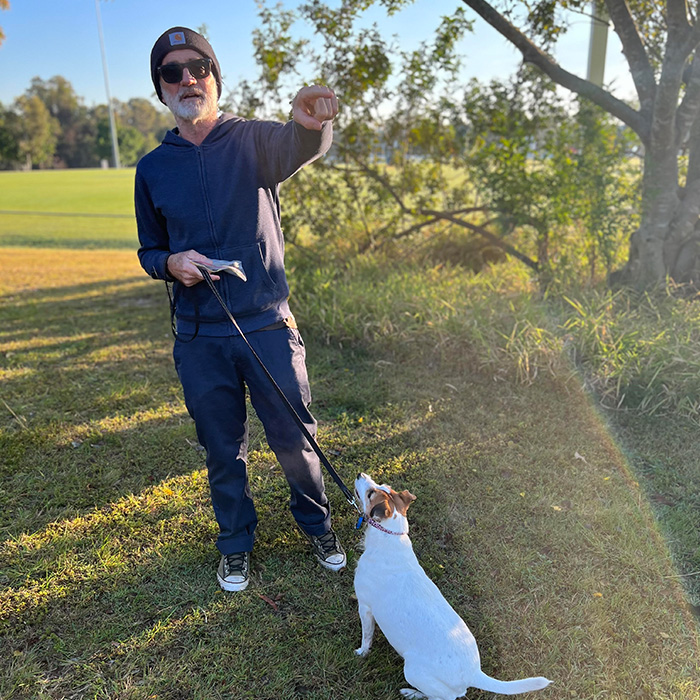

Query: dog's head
355,472,416,527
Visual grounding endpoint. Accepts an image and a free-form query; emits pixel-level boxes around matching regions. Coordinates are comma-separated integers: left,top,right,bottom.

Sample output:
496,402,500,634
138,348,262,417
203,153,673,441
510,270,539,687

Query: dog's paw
355,647,370,657
400,689,427,699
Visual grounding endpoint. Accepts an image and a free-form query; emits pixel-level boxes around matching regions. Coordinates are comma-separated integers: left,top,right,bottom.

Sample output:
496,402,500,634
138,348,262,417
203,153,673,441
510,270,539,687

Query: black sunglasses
158,57,213,84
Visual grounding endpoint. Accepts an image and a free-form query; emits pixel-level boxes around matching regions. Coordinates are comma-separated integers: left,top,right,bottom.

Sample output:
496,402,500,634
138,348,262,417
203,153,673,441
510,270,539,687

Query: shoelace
316,531,339,555
224,552,248,575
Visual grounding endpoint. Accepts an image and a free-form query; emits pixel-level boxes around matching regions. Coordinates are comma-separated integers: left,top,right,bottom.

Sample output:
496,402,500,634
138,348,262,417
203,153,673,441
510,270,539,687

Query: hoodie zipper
195,146,232,314
195,147,220,255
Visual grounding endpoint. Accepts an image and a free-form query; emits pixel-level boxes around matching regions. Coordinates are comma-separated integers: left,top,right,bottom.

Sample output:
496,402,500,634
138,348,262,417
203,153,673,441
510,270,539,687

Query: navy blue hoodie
135,114,332,336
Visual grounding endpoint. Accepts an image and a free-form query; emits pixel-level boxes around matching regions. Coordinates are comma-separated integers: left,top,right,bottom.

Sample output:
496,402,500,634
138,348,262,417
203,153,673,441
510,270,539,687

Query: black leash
195,266,362,517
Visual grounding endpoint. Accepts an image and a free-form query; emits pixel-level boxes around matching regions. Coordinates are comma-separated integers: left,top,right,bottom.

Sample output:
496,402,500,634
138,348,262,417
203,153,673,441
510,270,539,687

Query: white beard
162,86,218,123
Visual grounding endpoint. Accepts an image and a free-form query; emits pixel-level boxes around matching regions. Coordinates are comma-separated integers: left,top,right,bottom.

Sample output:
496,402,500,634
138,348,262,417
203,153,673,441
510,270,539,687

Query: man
135,26,345,592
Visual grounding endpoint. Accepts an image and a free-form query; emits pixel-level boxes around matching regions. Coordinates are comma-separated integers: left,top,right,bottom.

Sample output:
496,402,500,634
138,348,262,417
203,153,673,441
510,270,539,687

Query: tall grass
292,252,700,424
290,254,700,608
560,286,700,418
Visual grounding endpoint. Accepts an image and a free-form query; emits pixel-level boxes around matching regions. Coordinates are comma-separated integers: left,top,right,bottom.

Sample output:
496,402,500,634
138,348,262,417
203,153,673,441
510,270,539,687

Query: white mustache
177,88,205,99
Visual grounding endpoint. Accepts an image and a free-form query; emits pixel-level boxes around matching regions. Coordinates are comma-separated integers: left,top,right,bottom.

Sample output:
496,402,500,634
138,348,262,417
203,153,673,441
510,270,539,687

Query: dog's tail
471,670,551,695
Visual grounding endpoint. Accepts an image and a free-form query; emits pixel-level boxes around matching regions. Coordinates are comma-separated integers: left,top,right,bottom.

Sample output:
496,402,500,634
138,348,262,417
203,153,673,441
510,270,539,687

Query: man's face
159,49,218,123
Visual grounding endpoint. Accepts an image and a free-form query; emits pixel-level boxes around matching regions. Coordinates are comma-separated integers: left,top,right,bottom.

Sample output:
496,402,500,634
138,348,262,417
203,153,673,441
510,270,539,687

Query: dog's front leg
355,601,375,657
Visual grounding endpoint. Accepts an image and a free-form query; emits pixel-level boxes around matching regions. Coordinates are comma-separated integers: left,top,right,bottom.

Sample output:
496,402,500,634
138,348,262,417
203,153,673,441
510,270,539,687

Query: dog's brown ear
394,490,416,516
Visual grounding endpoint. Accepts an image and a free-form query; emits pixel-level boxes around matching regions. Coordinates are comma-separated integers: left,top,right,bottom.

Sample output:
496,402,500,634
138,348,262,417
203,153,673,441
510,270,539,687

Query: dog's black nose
357,472,363,479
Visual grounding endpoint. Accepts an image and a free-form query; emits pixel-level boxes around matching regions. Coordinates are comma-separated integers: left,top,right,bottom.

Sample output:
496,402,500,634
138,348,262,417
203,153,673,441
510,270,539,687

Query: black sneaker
217,552,250,591
306,529,346,571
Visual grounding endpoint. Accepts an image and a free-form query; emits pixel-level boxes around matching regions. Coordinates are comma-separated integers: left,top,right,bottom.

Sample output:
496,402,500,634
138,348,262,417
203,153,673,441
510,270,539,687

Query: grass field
1,169,699,699
0,169,137,249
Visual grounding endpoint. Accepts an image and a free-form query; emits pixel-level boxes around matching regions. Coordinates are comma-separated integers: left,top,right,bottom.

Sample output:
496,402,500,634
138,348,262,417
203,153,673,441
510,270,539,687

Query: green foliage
96,119,148,167
561,285,700,419
1,78,172,170
252,2,308,96
0,105,21,167
463,72,640,285
13,95,59,168
247,0,640,289
568,101,641,280
25,77,98,169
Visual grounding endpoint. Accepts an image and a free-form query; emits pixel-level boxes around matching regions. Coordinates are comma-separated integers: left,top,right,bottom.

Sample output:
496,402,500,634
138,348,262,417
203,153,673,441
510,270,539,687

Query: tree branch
336,145,410,213
667,0,693,38
681,5,700,57
676,51,700,147
337,144,539,271
421,208,540,271
363,216,444,253
460,0,650,143
603,0,656,115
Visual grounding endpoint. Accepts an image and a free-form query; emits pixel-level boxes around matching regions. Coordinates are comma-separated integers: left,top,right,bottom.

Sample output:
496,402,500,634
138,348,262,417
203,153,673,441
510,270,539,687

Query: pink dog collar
367,517,406,536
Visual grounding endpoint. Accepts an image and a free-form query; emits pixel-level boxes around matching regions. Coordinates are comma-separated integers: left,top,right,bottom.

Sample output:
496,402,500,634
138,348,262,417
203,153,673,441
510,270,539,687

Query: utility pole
587,0,609,87
95,0,121,168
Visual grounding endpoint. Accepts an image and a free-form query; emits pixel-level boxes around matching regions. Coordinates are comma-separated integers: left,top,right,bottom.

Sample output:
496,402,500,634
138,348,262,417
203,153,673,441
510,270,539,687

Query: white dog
353,472,552,699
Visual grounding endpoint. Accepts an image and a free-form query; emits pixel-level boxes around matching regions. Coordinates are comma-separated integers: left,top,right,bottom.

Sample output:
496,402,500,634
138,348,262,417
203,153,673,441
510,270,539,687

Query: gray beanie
150,27,222,103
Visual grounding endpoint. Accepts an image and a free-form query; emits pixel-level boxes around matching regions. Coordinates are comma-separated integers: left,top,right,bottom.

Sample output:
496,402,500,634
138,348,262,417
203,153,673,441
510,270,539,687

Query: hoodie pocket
177,242,283,323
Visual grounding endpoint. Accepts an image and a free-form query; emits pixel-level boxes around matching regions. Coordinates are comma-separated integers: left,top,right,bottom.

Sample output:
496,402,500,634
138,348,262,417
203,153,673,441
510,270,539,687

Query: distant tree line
0,76,174,170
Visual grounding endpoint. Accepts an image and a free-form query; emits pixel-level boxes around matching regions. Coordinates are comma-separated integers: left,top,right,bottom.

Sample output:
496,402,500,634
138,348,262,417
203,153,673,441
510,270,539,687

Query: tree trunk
460,0,700,289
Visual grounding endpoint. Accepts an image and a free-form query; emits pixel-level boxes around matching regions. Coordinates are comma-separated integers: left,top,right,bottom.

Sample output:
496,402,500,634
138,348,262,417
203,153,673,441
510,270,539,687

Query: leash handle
197,268,361,514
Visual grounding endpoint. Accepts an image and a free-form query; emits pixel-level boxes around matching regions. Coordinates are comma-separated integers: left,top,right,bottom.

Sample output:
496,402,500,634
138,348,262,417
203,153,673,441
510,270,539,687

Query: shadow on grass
0,273,503,697
2,273,700,699
1,278,193,536
0,399,491,699
0,276,402,540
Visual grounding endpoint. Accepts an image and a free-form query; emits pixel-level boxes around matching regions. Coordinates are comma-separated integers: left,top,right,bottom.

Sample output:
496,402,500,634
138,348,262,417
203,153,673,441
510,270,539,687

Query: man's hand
292,85,338,131
166,250,220,287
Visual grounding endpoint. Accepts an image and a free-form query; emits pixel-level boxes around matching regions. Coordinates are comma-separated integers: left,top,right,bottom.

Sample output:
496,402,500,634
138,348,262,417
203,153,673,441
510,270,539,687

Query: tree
245,0,632,286
459,0,700,287
1,76,175,168
96,115,145,167
462,69,639,285
27,76,98,167
117,97,173,155
14,95,59,169
0,103,21,168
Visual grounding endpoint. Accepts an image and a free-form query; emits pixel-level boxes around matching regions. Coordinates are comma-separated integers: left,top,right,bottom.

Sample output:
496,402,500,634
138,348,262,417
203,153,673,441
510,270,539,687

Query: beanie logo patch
169,31,186,46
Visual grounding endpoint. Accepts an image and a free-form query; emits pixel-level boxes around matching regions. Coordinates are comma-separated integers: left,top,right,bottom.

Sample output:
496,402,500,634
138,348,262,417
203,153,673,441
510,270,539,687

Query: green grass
0,169,137,249
1,169,699,698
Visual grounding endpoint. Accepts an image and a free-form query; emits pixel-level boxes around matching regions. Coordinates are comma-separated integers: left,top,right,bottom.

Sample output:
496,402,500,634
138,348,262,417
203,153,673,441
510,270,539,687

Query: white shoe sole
217,573,249,591
317,555,347,572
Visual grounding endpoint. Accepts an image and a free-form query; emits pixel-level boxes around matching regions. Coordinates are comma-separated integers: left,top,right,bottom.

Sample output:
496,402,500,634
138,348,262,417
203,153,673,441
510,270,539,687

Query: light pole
95,0,121,168
587,0,609,87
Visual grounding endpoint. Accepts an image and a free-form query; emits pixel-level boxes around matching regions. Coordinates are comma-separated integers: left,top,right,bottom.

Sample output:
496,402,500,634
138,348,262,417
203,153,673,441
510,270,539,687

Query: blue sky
1,0,634,108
